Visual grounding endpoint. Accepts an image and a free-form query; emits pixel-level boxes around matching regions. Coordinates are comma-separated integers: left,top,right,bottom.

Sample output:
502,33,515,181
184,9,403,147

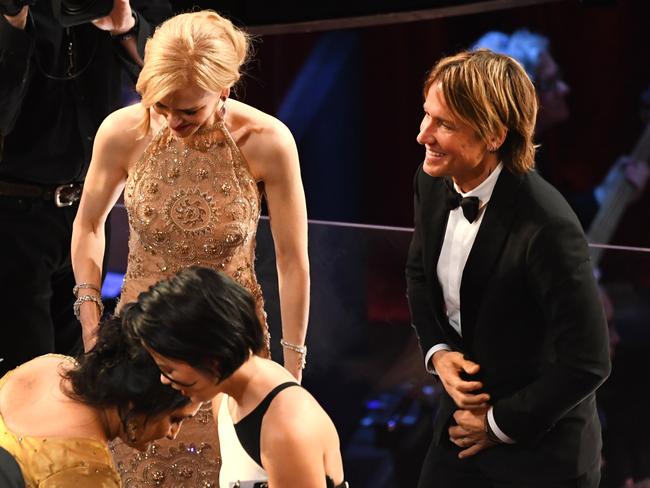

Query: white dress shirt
423,163,514,444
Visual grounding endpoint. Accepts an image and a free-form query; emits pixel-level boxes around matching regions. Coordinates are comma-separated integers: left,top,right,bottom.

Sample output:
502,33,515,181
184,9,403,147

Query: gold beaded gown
111,118,269,487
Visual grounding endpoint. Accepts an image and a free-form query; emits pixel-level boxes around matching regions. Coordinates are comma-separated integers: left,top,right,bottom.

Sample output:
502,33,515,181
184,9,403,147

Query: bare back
219,357,345,487
0,355,120,486
261,381,345,485
0,354,105,441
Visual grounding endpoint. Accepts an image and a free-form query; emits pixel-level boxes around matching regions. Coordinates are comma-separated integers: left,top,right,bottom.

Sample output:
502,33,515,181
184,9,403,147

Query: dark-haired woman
0,318,199,487
124,266,347,488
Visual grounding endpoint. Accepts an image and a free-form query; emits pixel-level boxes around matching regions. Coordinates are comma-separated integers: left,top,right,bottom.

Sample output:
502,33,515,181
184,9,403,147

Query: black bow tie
445,180,480,223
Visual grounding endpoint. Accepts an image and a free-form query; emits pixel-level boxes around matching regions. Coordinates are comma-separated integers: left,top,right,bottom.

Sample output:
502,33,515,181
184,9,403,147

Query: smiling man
405,49,611,487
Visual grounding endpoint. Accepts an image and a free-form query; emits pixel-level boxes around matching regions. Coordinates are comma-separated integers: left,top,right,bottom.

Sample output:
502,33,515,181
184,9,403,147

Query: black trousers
0,196,85,375
417,437,600,488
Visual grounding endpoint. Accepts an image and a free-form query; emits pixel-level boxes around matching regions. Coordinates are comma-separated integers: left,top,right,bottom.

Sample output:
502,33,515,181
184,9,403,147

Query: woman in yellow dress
0,317,198,487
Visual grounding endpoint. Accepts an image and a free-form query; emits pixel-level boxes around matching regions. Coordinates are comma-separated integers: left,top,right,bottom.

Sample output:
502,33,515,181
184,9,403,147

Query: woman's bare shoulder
229,100,294,145
0,355,106,440
93,103,160,167
102,103,145,132
259,385,338,474
4,354,73,379
0,355,73,417
266,384,332,435
228,100,298,179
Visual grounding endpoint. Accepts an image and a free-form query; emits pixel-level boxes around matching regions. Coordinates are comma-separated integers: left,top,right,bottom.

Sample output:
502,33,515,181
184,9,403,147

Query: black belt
0,180,83,207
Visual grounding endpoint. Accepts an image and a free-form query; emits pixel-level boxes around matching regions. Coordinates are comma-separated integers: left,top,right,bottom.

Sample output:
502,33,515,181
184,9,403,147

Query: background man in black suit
0,0,171,374
471,29,649,233
405,49,611,487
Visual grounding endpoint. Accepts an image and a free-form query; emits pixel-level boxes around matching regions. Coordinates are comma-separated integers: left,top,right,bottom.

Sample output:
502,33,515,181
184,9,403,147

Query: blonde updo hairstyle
424,49,538,174
136,10,250,135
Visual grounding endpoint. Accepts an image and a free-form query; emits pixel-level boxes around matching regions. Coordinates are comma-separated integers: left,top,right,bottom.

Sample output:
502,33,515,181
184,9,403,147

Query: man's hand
91,0,133,35
449,407,496,459
431,350,490,409
2,4,27,29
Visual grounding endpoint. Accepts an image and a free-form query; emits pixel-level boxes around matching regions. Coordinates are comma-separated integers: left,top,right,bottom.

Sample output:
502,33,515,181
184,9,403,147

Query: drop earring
219,96,227,119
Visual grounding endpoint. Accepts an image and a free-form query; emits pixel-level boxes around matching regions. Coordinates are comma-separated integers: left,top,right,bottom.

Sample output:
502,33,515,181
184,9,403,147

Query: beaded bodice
114,121,268,487
120,120,264,315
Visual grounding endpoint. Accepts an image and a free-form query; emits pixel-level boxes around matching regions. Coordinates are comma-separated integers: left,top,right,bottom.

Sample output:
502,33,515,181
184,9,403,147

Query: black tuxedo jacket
406,164,611,481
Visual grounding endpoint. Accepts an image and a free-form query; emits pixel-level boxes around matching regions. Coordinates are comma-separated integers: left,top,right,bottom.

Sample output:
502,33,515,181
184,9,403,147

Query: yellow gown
0,358,120,488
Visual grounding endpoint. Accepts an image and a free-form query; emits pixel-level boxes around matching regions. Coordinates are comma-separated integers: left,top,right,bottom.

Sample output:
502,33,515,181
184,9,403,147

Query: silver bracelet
73,294,104,321
280,338,307,370
73,282,101,298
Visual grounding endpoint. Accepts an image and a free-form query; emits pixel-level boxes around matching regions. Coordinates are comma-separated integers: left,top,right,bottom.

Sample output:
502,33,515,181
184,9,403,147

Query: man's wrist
431,348,449,367
484,410,502,444
485,408,516,444
424,344,450,374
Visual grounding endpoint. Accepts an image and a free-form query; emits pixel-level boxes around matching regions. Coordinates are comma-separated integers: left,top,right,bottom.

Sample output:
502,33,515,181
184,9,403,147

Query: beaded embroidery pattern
111,402,220,488
120,119,266,330
114,121,269,486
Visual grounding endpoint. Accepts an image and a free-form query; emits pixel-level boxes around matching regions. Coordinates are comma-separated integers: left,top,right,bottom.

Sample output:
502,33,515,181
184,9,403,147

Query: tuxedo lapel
421,175,463,347
460,169,524,352
422,176,451,283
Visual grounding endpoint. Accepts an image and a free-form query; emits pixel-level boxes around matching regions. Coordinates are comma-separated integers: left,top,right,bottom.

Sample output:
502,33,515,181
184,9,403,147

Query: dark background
165,0,650,285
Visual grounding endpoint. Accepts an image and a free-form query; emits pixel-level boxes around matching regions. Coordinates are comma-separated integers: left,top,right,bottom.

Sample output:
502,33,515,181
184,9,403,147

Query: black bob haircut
122,266,265,382
63,316,190,424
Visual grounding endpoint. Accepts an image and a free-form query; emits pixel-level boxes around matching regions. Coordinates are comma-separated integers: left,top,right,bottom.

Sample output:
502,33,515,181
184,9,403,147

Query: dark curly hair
122,266,265,382
63,316,190,426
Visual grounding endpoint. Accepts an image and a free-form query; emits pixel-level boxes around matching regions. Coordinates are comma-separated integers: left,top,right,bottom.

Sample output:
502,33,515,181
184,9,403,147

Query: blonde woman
71,10,309,484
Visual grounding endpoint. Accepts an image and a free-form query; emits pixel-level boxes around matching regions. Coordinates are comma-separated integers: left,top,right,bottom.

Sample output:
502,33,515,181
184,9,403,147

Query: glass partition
106,204,650,487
